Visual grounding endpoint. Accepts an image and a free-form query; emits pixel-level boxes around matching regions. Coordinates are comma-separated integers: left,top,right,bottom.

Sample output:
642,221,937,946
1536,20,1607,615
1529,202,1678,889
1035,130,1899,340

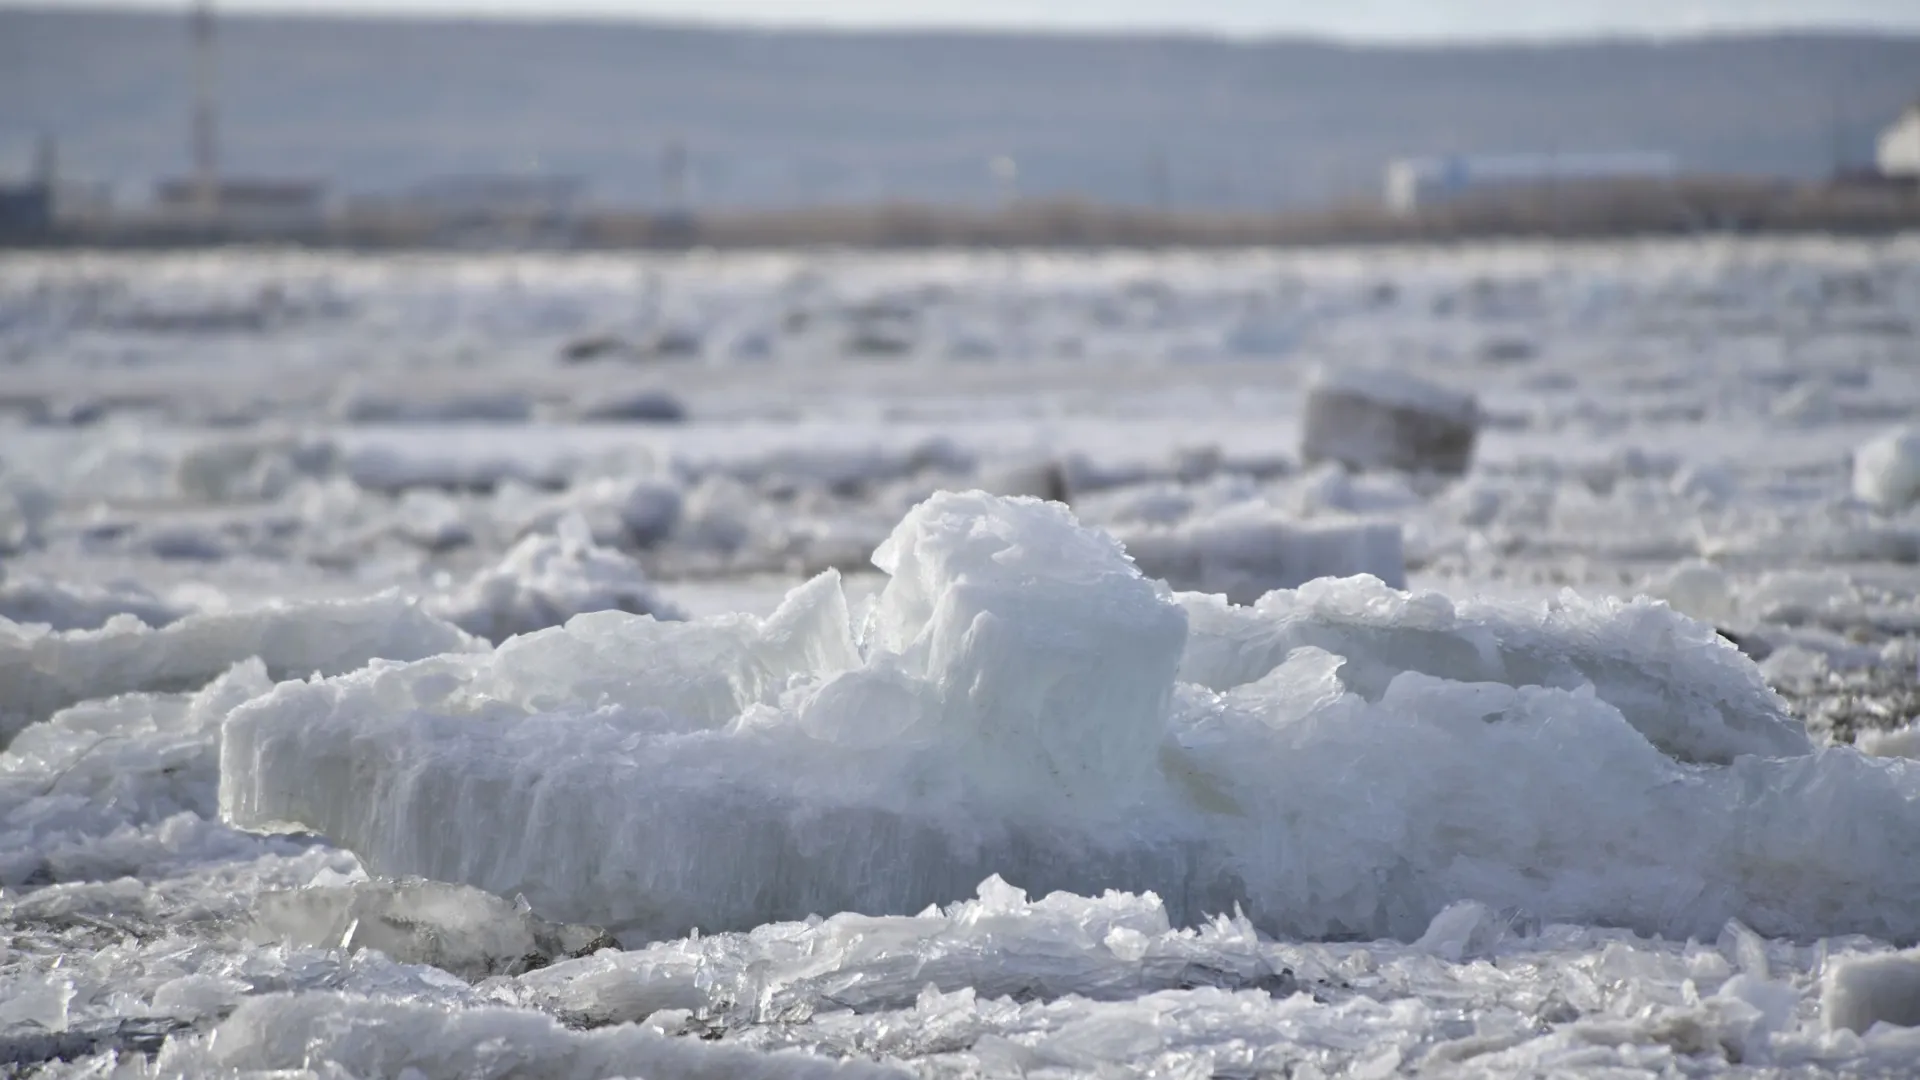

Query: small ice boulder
251,877,614,980
431,514,685,643
1824,947,1920,1034
1853,427,1920,510
1115,505,1406,604
1300,367,1480,475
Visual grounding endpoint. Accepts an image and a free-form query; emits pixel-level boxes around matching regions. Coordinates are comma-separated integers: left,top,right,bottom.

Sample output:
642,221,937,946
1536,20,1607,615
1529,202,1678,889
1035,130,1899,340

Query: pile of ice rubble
12,492,1920,1075
219,492,1914,945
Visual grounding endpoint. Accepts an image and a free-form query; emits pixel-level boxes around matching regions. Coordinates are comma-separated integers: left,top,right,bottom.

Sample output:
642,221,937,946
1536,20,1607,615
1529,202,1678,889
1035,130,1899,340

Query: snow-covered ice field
7,236,1920,1077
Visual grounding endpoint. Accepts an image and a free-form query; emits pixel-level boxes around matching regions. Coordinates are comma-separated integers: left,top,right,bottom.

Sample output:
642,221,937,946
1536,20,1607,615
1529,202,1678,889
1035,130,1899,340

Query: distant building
155,178,328,228
1384,152,1678,215
0,183,52,236
392,174,587,222
1878,103,1920,180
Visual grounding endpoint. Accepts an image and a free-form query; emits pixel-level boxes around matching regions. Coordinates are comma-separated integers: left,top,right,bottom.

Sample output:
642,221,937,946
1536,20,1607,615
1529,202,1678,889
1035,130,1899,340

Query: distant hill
3,7,1918,210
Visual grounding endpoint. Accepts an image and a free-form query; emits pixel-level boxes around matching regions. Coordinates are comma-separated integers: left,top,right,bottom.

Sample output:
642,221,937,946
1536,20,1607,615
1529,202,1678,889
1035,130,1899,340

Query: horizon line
8,0,1920,50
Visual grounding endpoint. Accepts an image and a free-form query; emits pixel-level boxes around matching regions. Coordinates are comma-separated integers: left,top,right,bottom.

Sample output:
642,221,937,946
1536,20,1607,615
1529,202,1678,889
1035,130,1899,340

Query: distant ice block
1116,505,1406,604
1300,367,1480,475
1823,947,1920,1034
431,514,686,643
1853,427,1920,510
2,593,482,745
224,493,1920,946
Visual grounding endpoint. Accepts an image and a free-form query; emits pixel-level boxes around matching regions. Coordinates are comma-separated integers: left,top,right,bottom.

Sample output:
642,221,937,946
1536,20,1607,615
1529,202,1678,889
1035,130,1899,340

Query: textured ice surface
220,493,1920,950
0,592,482,745
431,513,686,643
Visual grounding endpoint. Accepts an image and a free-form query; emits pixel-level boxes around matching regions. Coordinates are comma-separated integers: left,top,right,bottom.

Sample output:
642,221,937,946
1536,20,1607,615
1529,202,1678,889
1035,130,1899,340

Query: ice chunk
176,992,903,1079
1,593,482,744
1174,575,1809,764
866,491,1188,807
430,514,685,643
572,388,688,423
173,435,335,503
0,571,186,632
1300,367,1480,475
251,877,613,980
1115,505,1406,604
1860,721,1920,760
223,494,1920,947
1854,427,1920,510
392,489,474,551
520,876,1284,1029
1824,947,1920,1033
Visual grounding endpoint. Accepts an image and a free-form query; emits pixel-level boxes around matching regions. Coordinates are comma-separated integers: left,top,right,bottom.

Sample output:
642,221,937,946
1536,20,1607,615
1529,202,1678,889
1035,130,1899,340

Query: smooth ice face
219,492,1920,947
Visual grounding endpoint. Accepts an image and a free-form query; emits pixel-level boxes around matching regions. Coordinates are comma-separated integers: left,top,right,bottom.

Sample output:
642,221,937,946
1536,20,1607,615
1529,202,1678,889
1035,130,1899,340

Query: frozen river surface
6,237,1920,1077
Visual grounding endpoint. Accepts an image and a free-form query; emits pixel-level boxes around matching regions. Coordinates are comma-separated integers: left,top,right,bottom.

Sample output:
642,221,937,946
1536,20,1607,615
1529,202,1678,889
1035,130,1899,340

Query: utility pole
1147,147,1170,213
191,0,220,218
661,137,688,211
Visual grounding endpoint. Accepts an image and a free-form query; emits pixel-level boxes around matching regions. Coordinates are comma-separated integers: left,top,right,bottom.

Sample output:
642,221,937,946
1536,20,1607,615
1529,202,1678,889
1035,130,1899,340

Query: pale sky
20,0,1920,40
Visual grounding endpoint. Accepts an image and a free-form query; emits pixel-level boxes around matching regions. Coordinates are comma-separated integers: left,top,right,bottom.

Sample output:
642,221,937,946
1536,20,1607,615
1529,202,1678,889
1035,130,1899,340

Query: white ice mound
431,514,687,643
1853,426,1920,510
2,593,483,746
864,491,1189,806
223,493,1920,945
1174,575,1810,764
1115,505,1406,604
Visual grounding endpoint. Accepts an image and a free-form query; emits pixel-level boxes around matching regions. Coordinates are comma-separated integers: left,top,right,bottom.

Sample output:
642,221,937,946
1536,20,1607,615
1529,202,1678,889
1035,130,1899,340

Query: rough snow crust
221,493,1910,950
